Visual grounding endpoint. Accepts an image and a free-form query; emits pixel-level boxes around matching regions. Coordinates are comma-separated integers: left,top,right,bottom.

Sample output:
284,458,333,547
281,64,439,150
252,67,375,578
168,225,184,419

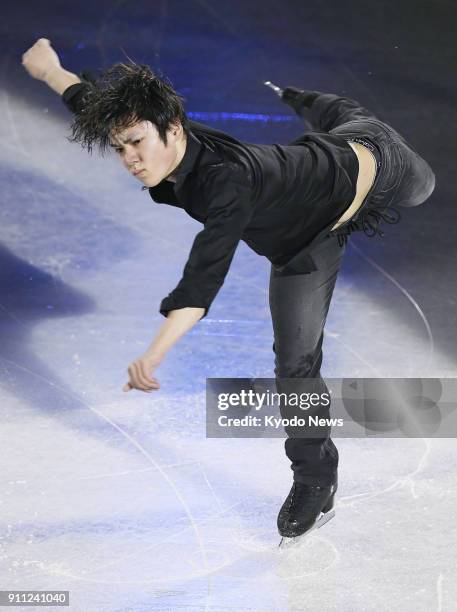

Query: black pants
269,91,435,486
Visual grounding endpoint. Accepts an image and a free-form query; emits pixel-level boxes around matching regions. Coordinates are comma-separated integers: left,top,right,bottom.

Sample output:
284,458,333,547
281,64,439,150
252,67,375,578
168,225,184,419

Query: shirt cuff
61,82,88,113
159,295,209,319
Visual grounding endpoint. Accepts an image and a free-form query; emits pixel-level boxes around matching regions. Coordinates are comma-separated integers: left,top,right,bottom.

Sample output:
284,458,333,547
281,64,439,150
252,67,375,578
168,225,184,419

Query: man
22,38,435,543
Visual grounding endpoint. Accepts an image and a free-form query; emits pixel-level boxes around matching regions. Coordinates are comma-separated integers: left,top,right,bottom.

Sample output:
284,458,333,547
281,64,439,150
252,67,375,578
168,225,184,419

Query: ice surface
1,2,457,609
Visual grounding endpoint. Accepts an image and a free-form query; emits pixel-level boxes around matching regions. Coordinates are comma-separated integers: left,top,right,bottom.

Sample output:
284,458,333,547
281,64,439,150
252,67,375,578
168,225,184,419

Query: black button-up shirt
62,83,358,319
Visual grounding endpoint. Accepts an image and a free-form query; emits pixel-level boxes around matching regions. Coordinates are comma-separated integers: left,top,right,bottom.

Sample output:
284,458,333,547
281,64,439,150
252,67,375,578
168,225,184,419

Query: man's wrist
144,347,165,362
45,66,81,95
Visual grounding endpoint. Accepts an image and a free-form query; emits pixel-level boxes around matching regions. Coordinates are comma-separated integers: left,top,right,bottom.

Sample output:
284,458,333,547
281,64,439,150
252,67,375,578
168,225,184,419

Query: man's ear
170,121,183,137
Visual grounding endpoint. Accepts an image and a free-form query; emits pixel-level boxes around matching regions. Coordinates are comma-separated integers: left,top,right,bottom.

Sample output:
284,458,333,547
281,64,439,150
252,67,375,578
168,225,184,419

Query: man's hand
122,307,204,395
22,38,80,95
22,38,61,82
123,353,162,393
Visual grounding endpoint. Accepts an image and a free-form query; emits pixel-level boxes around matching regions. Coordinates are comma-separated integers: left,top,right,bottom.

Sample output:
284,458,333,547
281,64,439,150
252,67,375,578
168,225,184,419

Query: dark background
2,0,456,365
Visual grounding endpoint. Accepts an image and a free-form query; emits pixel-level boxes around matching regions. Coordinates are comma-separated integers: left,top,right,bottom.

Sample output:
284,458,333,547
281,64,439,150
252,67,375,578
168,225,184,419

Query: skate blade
278,509,336,549
264,80,283,97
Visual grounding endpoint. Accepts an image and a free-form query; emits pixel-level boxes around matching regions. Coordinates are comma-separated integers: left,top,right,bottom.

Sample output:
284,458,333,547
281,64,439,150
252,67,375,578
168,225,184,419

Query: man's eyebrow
109,135,141,147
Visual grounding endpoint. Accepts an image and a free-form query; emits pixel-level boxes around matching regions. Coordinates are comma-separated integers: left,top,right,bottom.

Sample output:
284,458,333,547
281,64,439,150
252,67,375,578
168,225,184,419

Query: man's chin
142,176,162,188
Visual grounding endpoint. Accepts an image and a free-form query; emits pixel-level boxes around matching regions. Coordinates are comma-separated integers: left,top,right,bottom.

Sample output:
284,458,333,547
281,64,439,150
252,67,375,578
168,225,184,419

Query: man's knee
397,153,436,208
273,342,322,379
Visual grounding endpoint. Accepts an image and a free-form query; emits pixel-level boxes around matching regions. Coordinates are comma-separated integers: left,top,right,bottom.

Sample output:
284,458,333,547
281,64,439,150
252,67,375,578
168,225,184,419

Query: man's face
109,120,184,187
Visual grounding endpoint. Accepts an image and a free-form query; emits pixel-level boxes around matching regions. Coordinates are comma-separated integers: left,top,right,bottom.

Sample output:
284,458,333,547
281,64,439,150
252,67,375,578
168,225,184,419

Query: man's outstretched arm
122,165,253,393
124,170,253,393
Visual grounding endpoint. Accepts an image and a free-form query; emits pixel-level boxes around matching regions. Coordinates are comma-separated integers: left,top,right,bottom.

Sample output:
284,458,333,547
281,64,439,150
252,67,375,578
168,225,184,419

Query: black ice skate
277,477,337,548
264,80,320,120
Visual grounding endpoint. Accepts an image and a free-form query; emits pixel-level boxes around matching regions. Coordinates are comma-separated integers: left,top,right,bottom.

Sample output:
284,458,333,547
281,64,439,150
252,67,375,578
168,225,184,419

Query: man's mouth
133,169,145,176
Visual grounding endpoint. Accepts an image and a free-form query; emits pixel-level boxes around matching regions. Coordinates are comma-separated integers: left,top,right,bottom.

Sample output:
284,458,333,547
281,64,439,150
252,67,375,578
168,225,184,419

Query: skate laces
335,205,402,248
287,483,324,514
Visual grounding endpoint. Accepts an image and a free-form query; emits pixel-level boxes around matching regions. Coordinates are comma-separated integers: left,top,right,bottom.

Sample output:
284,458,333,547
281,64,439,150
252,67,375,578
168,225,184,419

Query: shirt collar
142,130,203,197
171,130,203,183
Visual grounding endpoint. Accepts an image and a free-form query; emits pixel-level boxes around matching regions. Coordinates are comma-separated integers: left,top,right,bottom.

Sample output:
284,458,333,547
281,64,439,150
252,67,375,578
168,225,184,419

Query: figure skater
22,38,435,544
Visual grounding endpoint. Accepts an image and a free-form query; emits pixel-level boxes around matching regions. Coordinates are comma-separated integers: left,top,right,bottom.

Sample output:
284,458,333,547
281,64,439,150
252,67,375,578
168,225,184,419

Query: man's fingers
131,362,154,389
128,363,159,391
124,357,162,393
123,381,158,393
128,363,147,390
135,361,159,388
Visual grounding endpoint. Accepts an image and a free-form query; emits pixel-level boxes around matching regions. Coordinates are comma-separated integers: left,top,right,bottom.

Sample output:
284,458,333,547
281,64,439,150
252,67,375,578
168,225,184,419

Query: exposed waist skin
330,141,377,230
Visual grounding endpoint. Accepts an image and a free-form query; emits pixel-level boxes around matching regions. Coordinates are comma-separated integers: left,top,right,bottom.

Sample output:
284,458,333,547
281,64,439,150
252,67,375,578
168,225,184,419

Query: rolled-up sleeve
61,82,91,114
159,167,254,319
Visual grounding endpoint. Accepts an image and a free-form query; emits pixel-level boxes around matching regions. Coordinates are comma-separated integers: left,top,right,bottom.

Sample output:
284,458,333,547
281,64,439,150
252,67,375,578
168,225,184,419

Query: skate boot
277,476,337,547
264,81,320,119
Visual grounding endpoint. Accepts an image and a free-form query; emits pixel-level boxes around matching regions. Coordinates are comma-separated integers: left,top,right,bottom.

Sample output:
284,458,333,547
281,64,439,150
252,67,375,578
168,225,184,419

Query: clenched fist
22,38,61,82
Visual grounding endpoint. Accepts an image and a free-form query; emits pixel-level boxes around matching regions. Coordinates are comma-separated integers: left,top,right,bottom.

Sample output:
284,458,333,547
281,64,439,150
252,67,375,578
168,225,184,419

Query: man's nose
124,147,139,165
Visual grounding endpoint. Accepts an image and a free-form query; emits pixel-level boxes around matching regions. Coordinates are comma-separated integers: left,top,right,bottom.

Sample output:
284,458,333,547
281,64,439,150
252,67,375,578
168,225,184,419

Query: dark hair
69,62,189,154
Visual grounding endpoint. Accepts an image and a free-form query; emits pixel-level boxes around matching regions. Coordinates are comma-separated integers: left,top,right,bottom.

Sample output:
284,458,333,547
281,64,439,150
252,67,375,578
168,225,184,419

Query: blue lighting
188,111,296,123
